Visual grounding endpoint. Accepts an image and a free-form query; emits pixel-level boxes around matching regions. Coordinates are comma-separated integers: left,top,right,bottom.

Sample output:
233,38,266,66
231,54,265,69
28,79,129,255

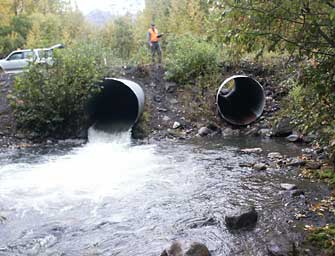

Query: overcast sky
73,0,145,15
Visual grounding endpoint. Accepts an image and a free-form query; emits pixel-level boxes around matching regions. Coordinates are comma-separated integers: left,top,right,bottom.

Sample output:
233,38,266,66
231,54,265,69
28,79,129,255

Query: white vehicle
0,44,64,74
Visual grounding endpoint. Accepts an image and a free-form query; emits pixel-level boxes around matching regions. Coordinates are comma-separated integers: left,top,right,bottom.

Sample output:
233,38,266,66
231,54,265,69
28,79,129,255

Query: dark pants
150,42,162,63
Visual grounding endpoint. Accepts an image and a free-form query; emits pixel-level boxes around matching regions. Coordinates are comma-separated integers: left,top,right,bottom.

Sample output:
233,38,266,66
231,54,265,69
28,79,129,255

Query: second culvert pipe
216,75,265,125
87,78,145,132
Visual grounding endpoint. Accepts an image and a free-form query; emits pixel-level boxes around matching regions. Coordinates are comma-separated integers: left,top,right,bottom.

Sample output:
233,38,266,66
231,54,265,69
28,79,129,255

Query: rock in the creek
197,127,211,137
286,158,306,167
272,117,294,137
240,148,263,154
173,121,181,129
280,183,297,191
305,161,322,170
290,189,304,197
268,152,282,159
161,241,183,256
225,206,258,230
267,237,298,256
185,242,210,256
253,163,267,171
286,133,301,142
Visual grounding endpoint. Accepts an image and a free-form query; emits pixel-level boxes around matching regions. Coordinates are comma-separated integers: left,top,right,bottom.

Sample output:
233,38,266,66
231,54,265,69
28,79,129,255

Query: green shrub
164,34,220,84
279,55,335,147
10,44,105,138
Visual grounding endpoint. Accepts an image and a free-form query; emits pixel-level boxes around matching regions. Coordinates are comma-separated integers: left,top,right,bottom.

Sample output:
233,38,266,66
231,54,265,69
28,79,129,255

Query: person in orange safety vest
147,23,162,63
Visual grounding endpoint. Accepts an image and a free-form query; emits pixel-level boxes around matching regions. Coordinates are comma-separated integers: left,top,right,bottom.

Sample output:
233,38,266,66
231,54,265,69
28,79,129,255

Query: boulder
286,134,301,142
197,127,211,137
161,241,183,256
272,117,293,137
185,242,210,256
225,207,258,230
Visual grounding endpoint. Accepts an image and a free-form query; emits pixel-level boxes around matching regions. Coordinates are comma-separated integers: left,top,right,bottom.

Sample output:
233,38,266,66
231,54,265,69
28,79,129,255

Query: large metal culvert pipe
87,78,145,132
216,75,265,125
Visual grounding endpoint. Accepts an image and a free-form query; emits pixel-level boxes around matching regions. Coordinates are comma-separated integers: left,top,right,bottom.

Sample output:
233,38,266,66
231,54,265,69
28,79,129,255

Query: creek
0,128,317,255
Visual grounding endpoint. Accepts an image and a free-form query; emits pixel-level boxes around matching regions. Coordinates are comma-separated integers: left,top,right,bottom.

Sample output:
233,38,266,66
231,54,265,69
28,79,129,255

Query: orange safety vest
148,28,159,42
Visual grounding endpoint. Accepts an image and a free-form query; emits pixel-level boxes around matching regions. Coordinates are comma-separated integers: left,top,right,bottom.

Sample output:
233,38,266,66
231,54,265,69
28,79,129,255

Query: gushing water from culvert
0,127,158,208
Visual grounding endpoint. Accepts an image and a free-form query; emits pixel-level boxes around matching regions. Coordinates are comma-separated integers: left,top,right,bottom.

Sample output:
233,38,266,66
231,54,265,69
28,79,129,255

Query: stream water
0,128,315,255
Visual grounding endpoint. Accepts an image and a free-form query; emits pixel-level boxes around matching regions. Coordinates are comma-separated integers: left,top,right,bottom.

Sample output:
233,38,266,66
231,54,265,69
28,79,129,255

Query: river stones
253,163,267,171
272,117,294,137
225,206,258,230
280,183,297,191
185,242,210,256
197,127,211,137
161,242,210,256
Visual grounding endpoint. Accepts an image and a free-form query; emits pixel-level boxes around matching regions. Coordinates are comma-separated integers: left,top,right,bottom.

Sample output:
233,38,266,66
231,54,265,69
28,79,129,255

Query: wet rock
286,134,301,142
197,127,211,137
240,148,263,154
290,189,304,197
173,121,181,129
253,163,267,171
167,129,186,139
161,241,183,256
280,183,297,191
286,158,306,167
185,242,210,256
268,152,282,159
225,206,258,230
165,82,178,93
305,161,322,170
267,237,298,256
169,98,178,105
272,117,293,137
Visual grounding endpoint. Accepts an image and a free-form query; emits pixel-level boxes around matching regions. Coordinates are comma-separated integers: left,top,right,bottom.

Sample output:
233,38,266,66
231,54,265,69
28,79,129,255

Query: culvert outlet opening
216,75,265,125
87,78,145,132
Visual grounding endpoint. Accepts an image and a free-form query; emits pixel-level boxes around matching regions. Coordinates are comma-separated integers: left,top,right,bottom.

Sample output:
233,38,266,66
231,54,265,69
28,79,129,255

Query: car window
8,52,24,60
23,51,35,60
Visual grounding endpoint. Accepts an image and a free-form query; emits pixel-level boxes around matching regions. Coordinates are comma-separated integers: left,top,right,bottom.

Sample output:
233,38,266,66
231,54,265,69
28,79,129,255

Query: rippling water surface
0,129,309,255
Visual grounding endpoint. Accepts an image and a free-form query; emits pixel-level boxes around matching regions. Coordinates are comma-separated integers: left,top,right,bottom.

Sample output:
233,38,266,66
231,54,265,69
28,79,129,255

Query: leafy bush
279,55,335,148
164,34,220,84
10,44,105,138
